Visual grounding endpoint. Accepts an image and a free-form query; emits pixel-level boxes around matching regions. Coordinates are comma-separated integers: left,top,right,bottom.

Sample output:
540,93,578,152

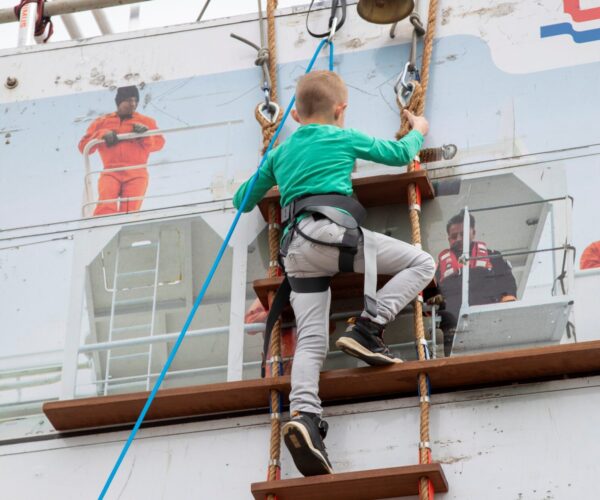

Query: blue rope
98,38,333,499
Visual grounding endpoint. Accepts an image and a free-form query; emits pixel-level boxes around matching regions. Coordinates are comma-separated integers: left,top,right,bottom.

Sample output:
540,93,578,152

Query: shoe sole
335,337,403,366
282,421,333,476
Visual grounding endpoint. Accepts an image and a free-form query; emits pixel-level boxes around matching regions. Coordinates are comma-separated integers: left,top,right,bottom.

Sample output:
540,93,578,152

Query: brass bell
357,0,415,25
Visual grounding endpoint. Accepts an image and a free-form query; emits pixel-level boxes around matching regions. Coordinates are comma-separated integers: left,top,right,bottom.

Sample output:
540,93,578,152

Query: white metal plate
453,297,573,354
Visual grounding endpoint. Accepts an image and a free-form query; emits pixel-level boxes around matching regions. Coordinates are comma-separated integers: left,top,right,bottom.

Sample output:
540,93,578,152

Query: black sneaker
335,317,403,366
282,412,333,476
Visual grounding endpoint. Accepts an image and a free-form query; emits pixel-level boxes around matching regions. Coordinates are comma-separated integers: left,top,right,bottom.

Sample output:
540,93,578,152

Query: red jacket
580,241,600,270
437,241,493,284
78,112,165,170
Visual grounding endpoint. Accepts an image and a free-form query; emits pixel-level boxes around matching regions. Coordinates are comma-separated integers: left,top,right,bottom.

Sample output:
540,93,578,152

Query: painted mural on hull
0,1,599,418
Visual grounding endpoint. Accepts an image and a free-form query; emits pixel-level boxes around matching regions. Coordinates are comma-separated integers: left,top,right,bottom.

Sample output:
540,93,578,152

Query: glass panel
75,213,233,396
0,238,73,419
422,172,573,357
243,226,270,380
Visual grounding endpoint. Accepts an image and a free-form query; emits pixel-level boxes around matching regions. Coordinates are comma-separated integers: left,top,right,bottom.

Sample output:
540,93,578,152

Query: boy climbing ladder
233,70,435,477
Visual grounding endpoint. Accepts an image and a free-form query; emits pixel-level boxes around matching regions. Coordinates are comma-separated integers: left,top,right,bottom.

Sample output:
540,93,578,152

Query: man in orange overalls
79,86,165,216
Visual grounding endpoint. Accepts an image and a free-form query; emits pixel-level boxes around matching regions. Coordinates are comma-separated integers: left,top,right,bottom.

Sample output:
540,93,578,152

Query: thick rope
257,0,283,154
267,202,283,488
397,0,438,139
267,0,279,103
263,3,283,495
396,1,440,499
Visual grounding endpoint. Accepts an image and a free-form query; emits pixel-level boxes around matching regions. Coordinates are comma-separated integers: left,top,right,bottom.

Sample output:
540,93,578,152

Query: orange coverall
79,112,165,216
580,241,600,270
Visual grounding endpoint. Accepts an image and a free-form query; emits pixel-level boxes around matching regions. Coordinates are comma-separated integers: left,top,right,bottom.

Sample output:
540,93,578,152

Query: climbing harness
98,35,335,500
261,193,383,374
306,0,346,39
13,0,53,42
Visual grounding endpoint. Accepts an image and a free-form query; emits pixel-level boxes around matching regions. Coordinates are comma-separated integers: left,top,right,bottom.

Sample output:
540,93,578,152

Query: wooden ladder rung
253,273,436,310
257,170,435,222
250,464,448,500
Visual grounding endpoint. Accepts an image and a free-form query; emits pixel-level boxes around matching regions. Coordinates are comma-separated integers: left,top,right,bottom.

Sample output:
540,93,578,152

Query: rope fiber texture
396,1,440,499
98,36,333,500
256,0,283,154
261,4,284,494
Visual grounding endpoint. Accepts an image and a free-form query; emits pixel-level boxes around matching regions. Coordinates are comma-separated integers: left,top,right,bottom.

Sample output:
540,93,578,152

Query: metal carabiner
328,16,338,42
393,62,412,94
394,62,419,107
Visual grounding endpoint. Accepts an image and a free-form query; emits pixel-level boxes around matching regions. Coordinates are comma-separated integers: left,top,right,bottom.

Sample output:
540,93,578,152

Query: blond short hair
295,70,348,119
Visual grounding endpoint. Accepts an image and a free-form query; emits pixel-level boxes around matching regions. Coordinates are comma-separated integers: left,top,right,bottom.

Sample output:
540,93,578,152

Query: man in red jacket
79,86,165,216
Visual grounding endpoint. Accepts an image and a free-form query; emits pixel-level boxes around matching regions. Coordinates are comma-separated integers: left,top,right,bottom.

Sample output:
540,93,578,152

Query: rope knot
255,47,270,67
409,12,426,36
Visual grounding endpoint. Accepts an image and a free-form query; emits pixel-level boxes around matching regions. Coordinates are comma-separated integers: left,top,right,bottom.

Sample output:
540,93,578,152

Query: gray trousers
283,216,436,416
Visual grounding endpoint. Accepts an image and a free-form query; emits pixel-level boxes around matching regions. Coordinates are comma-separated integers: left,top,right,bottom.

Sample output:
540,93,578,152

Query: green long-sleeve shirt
233,124,424,212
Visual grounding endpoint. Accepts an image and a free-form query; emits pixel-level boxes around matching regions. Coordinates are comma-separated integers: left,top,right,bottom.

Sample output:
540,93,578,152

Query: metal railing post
1,1,153,25
17,1,38,46
460,207,470,314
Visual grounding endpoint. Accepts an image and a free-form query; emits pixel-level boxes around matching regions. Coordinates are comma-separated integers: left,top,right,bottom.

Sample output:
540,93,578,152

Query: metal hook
442,144,458,160
231,32,274,106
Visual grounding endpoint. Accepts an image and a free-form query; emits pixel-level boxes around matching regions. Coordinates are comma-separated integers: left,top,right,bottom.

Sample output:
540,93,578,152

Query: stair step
110,352,150,361
253,273,436,311
111,324,153,334
251,464,448,500
113,297,154,306
117,269,157,278
119,241,158,250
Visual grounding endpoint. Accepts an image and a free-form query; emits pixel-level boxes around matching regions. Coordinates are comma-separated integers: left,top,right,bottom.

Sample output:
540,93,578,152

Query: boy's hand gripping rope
98,37,335,500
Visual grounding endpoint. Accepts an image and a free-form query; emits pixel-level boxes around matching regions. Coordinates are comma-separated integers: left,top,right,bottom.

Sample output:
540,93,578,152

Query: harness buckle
281,201,294,225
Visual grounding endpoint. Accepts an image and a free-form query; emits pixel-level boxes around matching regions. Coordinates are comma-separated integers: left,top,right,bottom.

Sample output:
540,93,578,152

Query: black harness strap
281,194,367,228
338,228,359,272
261,194,372,377
261,275,331,377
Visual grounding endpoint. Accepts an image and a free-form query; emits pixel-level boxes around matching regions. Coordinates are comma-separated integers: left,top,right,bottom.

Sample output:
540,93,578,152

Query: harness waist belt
281,194,367,229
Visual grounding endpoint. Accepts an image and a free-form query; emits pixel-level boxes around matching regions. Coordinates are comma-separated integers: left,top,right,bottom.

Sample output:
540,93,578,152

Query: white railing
81,120,241,217
79,323,265,353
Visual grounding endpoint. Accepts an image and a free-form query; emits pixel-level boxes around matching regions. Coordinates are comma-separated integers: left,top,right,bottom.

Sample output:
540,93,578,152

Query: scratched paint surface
1,32,600,229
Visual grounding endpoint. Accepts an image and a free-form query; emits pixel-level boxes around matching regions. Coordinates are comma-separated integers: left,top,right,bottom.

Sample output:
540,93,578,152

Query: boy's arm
350,128,424,166
233,155,277,212
350,112,428,166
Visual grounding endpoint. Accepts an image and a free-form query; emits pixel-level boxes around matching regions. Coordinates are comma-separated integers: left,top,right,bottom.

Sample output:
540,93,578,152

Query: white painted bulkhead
1,0,600,498
1,377,597,499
